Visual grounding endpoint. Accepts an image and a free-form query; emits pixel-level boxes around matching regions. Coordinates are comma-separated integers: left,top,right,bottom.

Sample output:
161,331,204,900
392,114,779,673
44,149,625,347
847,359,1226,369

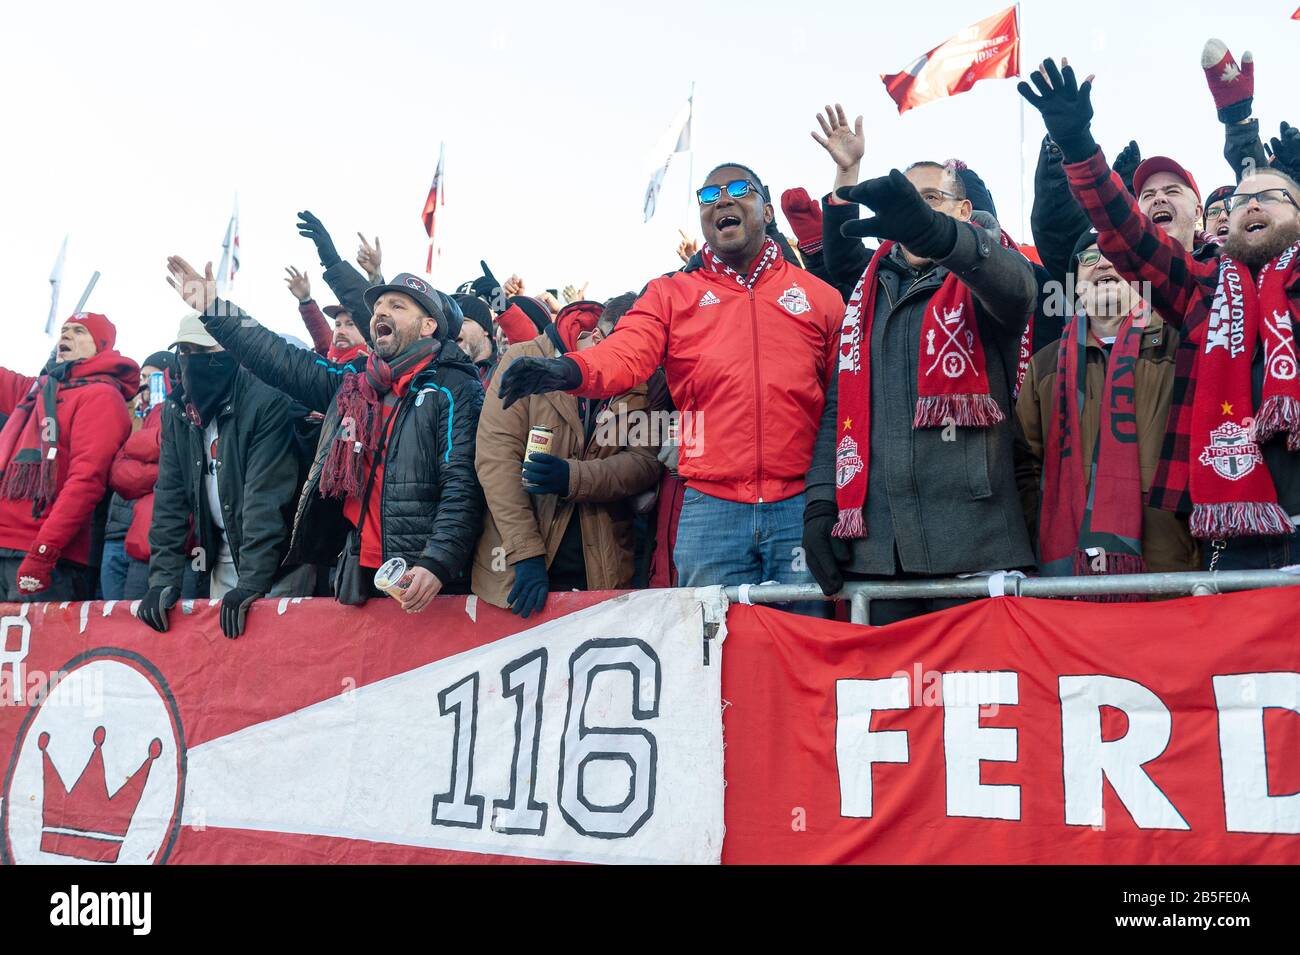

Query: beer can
525,426,554,463
374,557,413,599
148,371,166,409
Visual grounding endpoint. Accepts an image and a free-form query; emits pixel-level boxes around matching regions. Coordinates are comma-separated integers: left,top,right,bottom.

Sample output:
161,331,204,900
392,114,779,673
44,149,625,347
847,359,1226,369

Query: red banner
880,5,1020,114
722,590,1300,864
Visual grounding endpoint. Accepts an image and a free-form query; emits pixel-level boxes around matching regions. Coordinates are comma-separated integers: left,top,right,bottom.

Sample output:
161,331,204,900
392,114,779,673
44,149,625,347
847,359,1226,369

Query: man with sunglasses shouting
498,163,842,603
1022,56,1300,571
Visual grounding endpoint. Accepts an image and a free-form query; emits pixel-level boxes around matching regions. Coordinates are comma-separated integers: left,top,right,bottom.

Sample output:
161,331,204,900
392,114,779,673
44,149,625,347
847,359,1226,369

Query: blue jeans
99,539,131,600
672,488,827,617
1203,531,1300,571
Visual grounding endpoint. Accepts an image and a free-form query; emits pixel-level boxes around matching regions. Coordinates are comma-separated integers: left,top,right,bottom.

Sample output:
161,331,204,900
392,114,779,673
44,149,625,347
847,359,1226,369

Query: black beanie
142,350,179,380
509,295,552,333
454,293,494,336
956,166,997,218
1069,229,1100,282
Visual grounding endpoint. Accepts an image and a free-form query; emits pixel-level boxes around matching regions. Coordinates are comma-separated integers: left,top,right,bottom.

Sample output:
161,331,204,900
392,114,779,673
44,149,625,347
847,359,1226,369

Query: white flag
643,95,693,223
45,235,68,336
216,196,240,298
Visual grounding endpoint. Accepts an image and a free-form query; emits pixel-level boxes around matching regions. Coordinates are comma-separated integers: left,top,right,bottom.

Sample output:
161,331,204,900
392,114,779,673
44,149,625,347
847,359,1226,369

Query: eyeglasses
697,179,760,205
1225,189,1300,212
1075,249,1105,268
919,189,960,207
1205,203,1229,220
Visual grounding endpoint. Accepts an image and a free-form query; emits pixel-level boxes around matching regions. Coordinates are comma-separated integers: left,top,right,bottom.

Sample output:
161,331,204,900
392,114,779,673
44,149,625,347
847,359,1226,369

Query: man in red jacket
498,163,842,601
0,313,137,599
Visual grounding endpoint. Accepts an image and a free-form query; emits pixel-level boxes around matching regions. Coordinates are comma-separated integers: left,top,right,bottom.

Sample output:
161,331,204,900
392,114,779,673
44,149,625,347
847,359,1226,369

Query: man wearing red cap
0,313,138,599
1131,156,1204,254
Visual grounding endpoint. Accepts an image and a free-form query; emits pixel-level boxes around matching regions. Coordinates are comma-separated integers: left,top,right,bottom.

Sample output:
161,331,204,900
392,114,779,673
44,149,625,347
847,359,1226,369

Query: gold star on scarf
1221,401,1234,415
842,417,853,430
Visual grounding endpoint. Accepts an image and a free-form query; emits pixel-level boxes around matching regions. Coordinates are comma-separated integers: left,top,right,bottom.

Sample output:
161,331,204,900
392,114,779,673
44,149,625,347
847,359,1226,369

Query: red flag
422,143,445,273
881,5,1020,115
1293,5,1299,18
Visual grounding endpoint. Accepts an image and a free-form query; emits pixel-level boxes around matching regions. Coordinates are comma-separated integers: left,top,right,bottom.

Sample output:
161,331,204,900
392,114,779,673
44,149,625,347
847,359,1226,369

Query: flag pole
1017,2,1027,241
45,235,68,336
73,271,100,315
686,81,695,205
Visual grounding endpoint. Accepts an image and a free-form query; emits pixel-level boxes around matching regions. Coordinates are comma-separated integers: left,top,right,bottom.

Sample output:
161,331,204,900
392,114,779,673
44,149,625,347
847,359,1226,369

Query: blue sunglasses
696,179,761,205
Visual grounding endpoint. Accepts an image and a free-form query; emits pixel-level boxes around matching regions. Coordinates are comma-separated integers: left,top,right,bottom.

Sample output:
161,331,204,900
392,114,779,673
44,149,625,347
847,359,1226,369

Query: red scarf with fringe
1039,309,1147,598
1188,241,1300,538
0,351,138,515
319,339,440,499
832,240,1003,539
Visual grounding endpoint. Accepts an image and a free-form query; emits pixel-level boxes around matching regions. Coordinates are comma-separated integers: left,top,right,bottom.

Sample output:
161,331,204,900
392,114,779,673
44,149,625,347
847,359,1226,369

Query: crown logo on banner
38,727,162,863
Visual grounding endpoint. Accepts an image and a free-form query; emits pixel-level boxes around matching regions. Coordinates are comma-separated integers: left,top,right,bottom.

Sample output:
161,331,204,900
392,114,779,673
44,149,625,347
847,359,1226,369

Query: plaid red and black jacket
1062,148,1300,516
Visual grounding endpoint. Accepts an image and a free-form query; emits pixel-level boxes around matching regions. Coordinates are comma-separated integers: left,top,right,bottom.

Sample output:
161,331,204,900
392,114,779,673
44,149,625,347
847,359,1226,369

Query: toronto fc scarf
833,241,1003,539
0,351,137,516
1187,241,1300,538
699,237,781,289
1039,310,1147,597
320,338,441,499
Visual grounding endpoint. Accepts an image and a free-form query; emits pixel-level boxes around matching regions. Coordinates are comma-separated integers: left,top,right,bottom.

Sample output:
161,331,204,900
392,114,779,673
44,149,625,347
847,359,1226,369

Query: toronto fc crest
1198,421,1262,482
778,285,811,316
835,435,864,488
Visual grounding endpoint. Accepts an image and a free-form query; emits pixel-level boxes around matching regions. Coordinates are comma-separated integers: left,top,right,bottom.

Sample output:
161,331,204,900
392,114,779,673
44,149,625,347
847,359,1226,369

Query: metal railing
723,569,1300,624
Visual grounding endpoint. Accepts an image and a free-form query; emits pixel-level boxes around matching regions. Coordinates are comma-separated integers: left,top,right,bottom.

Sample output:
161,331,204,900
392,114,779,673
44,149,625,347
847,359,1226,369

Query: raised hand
504,274,525,297
296,210,342,269
1201,39,1254,125
1017,58,1097,162
1112,140,1142,195
676,229,700,263
166,256,218,311
1269,121,1300,180
811,103,865,172
284,266,311,302
837,169,957,260
356,232,383,282
562,282,589,304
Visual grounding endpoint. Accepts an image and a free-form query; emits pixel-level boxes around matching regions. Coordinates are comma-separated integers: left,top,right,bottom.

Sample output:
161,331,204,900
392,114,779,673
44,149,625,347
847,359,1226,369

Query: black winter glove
1112,140,1142,196
522,451,571,496
137,585,179,633
219,587,262,638
296,210,342,270
1018,59,1097,163
507,556,549,618
1269,121,1300,180
498,356,582,409
802,499,852,597
837,170,958,260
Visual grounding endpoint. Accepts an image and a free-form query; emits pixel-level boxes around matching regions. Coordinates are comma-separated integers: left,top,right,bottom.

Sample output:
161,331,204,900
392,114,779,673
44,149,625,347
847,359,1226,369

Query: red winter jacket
0,356,136,565
110,404,163,562
569,256,842,504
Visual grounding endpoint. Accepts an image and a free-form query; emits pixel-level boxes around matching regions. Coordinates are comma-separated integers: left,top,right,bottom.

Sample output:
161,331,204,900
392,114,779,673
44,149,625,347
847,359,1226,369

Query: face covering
179,351,239,426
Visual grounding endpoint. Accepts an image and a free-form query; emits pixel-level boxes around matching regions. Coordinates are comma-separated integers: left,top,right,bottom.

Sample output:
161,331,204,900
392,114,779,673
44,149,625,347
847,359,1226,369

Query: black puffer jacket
197,299,485,587
148,369,302,592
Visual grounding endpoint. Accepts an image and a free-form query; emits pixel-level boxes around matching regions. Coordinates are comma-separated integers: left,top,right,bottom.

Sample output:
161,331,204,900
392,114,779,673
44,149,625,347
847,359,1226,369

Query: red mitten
781,187,824,254
1201,38,1254,125
17,543,59,595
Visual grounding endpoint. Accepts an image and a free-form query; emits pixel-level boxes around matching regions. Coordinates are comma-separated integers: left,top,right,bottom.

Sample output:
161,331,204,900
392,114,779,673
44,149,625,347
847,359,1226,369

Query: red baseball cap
1132,156,1201,202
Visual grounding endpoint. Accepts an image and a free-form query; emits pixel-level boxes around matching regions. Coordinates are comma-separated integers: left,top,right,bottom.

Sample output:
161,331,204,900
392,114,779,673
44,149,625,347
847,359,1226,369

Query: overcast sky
2,0,1297,371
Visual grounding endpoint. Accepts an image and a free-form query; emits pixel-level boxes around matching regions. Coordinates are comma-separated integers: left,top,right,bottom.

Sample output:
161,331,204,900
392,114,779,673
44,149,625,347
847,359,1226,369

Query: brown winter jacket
1015,312,1199,574
472,334,662,607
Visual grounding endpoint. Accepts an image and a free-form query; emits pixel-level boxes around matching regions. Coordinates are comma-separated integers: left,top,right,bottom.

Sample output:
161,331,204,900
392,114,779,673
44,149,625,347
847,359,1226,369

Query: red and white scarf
699,237,781,289
1039,308,1147,596
833,240,1003,538
1188,241,1300,538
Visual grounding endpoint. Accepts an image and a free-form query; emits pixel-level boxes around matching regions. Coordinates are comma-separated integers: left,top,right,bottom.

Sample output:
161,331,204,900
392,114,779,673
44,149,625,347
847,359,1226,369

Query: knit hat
954,164,997,217
141,350,179,381
508,295,552,333
1205,184,1235,213
453,293,493,337
63,312,115,353
1067,229,1103,291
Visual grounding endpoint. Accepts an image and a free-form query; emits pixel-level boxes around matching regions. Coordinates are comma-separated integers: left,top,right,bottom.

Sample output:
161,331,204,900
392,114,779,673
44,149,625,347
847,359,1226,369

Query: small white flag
217,196,240,297
45,235,68,337
643,94,693,223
